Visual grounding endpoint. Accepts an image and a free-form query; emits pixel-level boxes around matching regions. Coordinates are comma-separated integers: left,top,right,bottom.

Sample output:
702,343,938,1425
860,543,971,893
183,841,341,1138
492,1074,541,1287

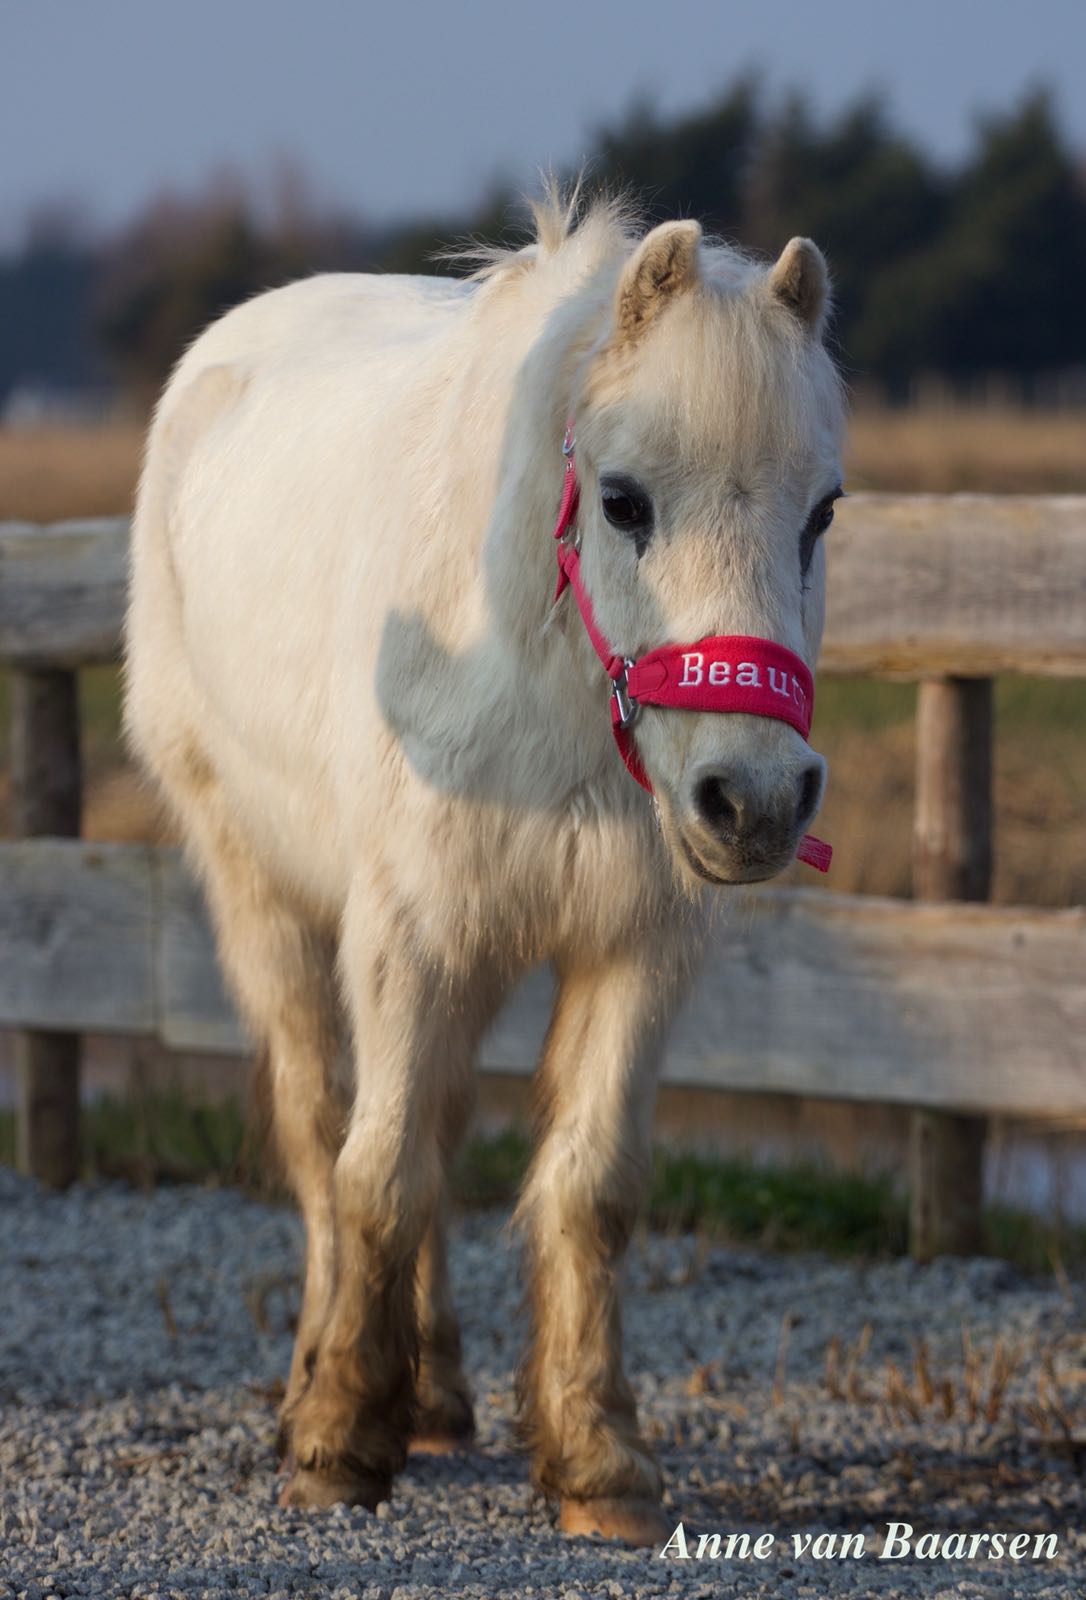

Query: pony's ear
614,220,701,344
768,237,828,335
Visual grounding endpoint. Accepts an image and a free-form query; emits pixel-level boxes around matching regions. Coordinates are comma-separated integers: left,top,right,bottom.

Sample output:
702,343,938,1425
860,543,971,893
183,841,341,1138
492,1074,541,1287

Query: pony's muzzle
680,752,826,882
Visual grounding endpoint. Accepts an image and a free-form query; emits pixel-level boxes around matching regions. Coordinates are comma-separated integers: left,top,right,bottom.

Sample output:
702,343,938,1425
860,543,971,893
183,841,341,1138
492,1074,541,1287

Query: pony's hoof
277,1463,386,1511
559,1496,672,1546
409,1428,474,1455
409,1392,475,1454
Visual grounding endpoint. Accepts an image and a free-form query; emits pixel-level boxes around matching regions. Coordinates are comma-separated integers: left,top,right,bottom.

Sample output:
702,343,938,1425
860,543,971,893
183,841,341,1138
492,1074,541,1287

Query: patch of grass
86,1083,251,1186
812,679,915,735
454,1126,533,1210
983,1204,1082,1277
395,1128,916,1257
649,1148,909,1256
4,1092,1083,1273
811,674,1086,741
0,1087,250,1189
81,663,127,756
994,675,1086,734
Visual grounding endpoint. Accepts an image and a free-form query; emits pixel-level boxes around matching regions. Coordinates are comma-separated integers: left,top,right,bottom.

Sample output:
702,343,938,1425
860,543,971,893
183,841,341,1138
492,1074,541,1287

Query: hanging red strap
552,422,832,873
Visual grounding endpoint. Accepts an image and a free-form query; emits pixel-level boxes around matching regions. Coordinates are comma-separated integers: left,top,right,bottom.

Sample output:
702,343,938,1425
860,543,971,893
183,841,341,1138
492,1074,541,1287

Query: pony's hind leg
412,1158,475,1450
516,943,687,1546
154,744,344,1454
258,943,346,1451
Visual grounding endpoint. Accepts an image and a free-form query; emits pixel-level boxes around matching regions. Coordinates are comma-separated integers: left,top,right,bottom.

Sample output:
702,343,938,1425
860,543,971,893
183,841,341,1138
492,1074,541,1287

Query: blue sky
3,0,1083,243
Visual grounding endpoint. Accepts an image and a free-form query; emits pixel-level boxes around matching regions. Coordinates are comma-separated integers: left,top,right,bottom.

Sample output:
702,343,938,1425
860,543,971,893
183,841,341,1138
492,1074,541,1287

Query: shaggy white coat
124,188,845,1531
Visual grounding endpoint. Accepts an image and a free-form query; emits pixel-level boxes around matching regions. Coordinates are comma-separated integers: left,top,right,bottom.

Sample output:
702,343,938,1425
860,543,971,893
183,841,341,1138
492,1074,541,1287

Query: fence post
909,676,992,1259
11,668,83,1186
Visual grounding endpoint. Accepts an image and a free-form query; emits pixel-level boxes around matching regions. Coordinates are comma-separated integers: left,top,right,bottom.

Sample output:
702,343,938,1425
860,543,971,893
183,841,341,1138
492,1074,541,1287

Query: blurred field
0,420,146,521
1,408,1085,905
847,403,1086,494
2,404,1085,520
810,678,1086,905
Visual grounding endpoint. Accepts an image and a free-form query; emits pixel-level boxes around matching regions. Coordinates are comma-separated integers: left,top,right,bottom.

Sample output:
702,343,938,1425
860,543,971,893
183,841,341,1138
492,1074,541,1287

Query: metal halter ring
611,660,639,731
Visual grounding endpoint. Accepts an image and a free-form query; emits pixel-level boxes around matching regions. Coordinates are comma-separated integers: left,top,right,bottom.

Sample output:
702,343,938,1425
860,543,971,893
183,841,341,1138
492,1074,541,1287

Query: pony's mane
435,176,639,286
438,176,766,305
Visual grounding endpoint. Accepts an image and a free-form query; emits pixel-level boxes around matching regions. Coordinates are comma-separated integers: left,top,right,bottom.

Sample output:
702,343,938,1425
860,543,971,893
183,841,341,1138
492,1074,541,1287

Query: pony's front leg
279,880,484,1511
517,944,688,1546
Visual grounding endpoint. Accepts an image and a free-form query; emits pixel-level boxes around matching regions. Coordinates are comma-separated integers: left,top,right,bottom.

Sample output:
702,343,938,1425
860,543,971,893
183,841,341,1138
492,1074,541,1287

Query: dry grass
0,404,1083,526
803,691,1086,906
846,403,1086,494
0,420,144,521
822,1323,1086,1468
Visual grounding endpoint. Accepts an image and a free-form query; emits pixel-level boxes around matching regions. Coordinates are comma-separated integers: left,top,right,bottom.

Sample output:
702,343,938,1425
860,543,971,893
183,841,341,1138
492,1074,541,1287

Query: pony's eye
600,475,653,556
600,476,652,532
799,489,841,578
601,489,643,526
812,499,836,536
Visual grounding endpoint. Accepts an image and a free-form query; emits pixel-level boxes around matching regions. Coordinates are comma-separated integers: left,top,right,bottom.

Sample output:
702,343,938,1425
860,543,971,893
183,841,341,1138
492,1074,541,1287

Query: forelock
592,257,844,473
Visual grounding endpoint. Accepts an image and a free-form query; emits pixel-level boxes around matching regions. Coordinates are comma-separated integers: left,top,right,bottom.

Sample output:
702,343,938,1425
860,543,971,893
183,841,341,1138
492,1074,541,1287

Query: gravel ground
1,1166,1084,1599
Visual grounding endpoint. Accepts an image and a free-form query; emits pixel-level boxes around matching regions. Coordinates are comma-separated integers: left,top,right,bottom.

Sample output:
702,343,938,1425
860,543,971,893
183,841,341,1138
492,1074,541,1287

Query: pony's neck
469,277,632,796
482,275,611,659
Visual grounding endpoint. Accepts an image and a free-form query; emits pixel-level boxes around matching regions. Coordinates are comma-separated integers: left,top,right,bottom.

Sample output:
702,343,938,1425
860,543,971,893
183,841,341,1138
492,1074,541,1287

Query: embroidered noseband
551,423,832,873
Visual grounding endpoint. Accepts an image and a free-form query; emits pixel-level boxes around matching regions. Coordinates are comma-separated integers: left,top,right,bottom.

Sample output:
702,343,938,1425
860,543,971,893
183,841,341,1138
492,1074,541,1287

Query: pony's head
570,220,845,886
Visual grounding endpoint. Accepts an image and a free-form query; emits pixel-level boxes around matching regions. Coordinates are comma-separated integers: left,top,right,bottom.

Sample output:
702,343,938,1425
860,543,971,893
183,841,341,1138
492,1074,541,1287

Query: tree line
1,80,1084,409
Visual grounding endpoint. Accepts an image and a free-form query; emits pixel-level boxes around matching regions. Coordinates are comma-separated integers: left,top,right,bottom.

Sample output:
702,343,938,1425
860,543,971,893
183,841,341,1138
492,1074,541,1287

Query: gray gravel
1,1165,1084,1599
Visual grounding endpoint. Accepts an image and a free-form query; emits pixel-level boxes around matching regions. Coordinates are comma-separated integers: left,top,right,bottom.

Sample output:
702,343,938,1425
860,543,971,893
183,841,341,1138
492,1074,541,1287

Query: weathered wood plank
824,494,1086,677
0,518,129,667
665,893,1086,1116
10,670,83,835
909,677,993,1258
913,678,993,903
10,668,86,1186
2,843,1084,1119
483,896,1086,1117
15,1032,82,1187
0,841,155,1034
157,852,250,1055
484,893,1086,1118
4,496,1086,676
909,1110,985,1261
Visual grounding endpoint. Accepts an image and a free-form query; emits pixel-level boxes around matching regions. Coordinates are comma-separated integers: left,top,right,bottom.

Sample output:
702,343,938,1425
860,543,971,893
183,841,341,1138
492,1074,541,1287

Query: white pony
125,186,844,1544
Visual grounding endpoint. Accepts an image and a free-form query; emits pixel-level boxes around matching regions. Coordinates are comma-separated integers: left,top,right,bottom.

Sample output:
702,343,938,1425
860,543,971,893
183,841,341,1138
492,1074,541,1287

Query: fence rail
3,494,1086,1256
2,839,1085,1116
4,496,1086,673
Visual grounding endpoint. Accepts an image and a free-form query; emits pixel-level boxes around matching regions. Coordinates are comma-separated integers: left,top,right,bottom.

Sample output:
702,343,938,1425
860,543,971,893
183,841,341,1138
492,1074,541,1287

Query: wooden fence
3,496,1086,1258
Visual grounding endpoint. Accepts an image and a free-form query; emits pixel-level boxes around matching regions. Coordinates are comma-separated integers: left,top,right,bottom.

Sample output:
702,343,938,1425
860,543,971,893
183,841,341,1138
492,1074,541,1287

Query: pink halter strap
551,423,832,873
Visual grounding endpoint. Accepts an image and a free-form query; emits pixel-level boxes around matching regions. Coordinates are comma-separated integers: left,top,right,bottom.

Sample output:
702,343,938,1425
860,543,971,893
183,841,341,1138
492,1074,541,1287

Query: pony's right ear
767,237,829,336
613,220,701,344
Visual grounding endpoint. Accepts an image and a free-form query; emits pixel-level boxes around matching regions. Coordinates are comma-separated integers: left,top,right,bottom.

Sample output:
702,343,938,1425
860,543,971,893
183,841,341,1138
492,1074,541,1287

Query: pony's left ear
768,237,829,336
614,220,701,344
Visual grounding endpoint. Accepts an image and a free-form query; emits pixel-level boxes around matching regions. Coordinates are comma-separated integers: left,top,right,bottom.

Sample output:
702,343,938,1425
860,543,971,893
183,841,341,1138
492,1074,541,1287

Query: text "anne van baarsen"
660,1522,1059,1563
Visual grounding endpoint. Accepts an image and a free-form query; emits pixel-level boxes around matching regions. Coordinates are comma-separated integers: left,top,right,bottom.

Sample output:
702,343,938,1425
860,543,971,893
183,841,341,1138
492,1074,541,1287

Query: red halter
551,424,832,873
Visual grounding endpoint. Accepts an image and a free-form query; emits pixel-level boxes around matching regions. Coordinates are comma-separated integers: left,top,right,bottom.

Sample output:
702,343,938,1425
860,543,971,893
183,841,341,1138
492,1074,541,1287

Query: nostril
796,764,822,827
695,775,742,837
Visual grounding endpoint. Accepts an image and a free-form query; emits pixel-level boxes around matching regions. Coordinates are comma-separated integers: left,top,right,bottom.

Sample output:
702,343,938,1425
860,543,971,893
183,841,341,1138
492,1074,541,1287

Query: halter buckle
611,660,639,731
